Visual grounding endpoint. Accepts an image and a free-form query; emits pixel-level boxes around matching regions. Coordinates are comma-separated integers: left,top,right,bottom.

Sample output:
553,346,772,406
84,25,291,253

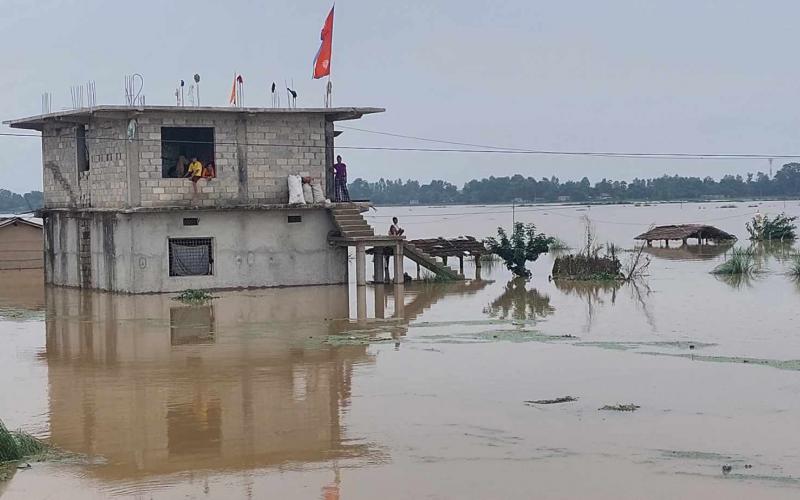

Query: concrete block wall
41,111,330,210
87,121,128,207
133,112,327,208
42,121,128,209
135,113,242,207
245,115,327,203
42,125,79,208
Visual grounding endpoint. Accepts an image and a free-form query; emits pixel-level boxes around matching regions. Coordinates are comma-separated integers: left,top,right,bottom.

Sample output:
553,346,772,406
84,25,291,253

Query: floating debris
599,403,640,412
722,464,733,475
324,335,395,346
525,396,578,405
172,289,217,304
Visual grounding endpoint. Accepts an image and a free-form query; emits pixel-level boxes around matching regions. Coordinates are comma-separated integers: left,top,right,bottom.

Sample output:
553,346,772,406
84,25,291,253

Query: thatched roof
634,224,736,242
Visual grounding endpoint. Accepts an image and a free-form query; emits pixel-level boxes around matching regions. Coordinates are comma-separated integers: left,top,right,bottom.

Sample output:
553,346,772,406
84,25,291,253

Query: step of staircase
328,206,379,241
338,224,372,233
340,229,375,238
330,208,362,216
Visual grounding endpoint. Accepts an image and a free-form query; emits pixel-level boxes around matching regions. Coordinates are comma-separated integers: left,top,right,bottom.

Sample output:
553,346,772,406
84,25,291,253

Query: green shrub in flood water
172,289,216,304
746,213,797,241
484,222,553,279
551,254,624,281
0,419,49,463
711,248,756,275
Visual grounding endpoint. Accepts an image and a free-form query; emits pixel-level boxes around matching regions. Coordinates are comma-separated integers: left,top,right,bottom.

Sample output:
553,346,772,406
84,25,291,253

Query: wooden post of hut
458,255,464,275
475,255,482,280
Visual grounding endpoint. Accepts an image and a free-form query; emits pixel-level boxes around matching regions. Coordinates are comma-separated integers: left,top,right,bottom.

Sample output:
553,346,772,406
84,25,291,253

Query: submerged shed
634,224,736,246
0,217,43,270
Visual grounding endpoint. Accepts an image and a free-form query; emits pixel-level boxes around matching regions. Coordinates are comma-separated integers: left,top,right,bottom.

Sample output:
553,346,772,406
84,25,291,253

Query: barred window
169,238,213,276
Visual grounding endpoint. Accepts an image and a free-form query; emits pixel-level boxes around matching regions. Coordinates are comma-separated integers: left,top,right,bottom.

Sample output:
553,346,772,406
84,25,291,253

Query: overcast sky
2,0,799,192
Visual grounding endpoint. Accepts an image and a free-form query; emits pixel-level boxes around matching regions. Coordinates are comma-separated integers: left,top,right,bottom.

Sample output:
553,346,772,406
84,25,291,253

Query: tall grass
789,254,800,278
0,419,49,463
711,248,756,275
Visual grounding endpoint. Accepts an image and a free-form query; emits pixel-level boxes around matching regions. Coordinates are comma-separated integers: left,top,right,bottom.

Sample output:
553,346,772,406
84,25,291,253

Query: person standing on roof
332,155,350,202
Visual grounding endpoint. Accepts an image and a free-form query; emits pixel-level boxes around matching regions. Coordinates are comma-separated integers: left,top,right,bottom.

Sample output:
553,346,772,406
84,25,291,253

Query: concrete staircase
329,206,375,239
328,205,464,281
403,242,464,280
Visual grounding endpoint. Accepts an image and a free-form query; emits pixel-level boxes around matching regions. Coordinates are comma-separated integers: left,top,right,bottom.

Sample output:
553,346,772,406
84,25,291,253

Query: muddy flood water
2,201,800,499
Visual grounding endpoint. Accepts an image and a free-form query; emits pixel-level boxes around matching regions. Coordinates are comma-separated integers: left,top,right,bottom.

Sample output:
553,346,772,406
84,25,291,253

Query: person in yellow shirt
184,157,203,202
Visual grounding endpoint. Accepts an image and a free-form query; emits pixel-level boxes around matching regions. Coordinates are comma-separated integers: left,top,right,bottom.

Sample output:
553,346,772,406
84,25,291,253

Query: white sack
288,175,305,204
302,183,313,204
311,181,325,203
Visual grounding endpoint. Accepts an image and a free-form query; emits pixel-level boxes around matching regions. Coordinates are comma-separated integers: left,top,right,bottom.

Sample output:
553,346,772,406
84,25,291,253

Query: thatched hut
634,224,736,247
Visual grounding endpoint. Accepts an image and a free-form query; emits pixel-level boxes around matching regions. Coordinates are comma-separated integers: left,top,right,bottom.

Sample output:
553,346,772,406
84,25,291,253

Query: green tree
484,222,553,279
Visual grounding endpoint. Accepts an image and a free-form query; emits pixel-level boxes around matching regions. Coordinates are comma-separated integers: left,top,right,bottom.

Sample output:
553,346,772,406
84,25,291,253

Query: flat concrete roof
37,201,373,215
5,105,385,131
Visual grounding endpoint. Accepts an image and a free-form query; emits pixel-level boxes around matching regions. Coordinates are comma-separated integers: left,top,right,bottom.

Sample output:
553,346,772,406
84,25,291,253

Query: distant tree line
0,190,43,213
349,163,800,205
4,162,800,209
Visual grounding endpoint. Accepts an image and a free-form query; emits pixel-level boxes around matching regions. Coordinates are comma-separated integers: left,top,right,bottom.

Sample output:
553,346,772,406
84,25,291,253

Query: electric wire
1,130,799,160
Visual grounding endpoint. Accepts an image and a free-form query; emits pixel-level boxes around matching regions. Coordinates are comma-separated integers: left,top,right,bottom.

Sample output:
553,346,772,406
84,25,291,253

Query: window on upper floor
76,125,89,173
161,127,216,179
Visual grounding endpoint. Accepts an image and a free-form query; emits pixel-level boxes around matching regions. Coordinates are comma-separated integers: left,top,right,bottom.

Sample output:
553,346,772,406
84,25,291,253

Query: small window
76,125,89,172
287,215,302,223
161,127,215,178
169,238,213,276
183,218,199,226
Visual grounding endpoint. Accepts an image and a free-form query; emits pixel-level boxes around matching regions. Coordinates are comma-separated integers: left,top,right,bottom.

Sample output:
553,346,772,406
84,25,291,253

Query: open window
76,125,89,172
168,237,213,276
161,127,215,178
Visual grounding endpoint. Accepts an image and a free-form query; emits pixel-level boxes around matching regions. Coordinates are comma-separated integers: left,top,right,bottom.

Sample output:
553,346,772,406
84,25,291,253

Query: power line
1,130,799,160
365,203,762,226
337,125,800,160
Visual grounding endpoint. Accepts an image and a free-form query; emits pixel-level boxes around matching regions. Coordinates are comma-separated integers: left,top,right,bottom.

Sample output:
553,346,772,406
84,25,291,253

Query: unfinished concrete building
7,106,386,293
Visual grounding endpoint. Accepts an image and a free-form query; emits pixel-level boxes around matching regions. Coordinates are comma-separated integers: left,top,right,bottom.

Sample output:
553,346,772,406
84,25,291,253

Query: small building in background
0,217,43,270
6,105,382,293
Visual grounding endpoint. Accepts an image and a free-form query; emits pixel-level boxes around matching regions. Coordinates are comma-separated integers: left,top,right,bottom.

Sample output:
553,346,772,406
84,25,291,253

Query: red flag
313,6,334,79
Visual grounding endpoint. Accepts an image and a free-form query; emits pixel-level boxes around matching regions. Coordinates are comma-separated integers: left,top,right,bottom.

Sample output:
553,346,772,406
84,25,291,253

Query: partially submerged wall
0,223,43,270
44,208,347,293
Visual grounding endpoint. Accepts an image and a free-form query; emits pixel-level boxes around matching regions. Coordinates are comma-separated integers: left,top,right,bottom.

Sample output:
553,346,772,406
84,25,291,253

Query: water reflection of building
43,285,379,481
642,242,733,261
344,280,492,338
0,269,45,319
